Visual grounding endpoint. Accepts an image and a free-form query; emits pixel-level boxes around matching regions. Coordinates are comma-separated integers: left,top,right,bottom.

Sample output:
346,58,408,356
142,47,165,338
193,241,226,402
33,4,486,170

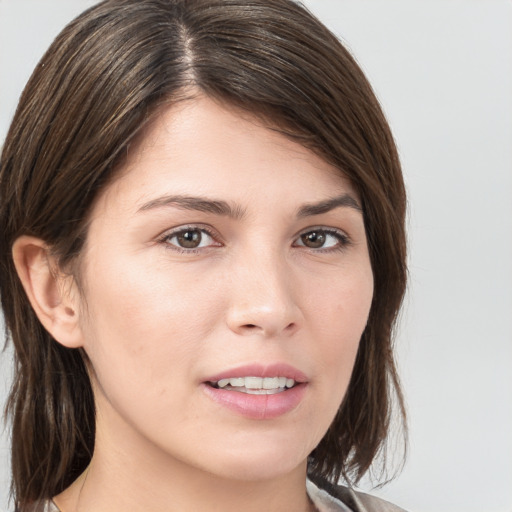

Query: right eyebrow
137,194,246,220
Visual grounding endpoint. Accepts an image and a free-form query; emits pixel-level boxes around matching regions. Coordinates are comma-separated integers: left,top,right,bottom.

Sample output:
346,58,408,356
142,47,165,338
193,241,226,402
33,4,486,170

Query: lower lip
202,383,307,420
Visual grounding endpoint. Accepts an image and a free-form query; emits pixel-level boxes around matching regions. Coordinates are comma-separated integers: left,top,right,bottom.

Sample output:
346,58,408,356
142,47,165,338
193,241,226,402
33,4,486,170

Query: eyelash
158,225,221,254
157,225,351,254
293,227,351,253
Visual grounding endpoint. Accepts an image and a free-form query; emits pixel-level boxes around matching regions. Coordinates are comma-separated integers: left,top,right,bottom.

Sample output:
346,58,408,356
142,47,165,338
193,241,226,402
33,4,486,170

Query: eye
294,228,349,251
162,227,220,251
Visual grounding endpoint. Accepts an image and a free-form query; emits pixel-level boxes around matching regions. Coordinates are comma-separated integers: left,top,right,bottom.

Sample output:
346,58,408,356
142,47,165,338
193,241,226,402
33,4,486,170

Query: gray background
1,1,511,511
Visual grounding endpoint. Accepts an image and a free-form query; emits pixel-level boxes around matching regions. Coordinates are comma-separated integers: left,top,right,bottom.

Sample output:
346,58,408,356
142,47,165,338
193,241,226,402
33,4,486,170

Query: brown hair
0,0,407,508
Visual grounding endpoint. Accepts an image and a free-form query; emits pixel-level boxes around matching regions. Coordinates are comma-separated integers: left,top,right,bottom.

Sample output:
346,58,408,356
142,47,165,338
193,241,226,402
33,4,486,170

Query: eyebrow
137,195,246,219
137,193,362,219
296,194,362,217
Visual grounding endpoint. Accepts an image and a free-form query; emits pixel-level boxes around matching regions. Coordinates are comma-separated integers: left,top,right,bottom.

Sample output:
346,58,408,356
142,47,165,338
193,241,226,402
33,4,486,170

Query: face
76,96,373,482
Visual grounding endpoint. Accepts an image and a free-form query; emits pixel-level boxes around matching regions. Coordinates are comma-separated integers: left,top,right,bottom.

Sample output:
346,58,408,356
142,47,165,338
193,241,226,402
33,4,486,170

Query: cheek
309,266,373,387
77,253,228,397
83,251,210,334
308,264,373,338
76,267,160,383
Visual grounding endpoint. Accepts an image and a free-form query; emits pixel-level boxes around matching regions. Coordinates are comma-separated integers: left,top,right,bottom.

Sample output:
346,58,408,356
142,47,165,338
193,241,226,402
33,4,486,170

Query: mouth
208,376,297,395
202,364,307,419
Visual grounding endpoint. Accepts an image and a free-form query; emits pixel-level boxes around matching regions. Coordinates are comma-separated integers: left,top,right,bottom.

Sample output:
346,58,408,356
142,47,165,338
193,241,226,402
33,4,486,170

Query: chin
202,439,311,482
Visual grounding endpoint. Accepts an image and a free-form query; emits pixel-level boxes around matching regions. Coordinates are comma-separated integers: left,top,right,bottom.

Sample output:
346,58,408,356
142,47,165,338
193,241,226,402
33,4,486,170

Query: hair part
0,0,407,507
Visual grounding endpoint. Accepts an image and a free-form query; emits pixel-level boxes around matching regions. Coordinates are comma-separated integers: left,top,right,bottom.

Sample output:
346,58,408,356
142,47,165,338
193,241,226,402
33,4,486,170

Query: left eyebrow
296,194,362,218
137,194,246,219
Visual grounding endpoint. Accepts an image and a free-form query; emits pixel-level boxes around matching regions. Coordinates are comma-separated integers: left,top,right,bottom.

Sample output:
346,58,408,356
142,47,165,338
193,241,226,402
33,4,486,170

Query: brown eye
300,231,326,248
176,229,202,248
295,229,348,251
165,228,217,250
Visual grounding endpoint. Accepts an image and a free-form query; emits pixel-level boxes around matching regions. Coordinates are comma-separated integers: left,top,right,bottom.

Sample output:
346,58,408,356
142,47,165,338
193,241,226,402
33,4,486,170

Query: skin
14,96,373,512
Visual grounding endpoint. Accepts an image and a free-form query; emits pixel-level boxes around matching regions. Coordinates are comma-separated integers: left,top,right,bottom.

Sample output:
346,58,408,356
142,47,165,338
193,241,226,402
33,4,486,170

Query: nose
225,251,302,338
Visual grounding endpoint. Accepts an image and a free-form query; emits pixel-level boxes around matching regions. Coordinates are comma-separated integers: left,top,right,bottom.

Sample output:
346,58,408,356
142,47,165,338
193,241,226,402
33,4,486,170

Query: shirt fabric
307,475,407,512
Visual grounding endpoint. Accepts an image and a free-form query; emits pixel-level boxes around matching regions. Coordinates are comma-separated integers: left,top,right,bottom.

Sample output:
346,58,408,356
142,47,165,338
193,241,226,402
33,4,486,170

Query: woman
0,1,407,511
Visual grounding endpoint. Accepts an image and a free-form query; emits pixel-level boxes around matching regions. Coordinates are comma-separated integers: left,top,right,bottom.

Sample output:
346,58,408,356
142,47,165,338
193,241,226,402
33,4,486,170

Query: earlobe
12,235,84,349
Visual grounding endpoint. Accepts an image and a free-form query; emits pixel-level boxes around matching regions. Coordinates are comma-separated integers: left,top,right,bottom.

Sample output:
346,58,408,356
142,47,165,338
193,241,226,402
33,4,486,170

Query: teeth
246,376,263,389
214,376,296,391
263,377,279,389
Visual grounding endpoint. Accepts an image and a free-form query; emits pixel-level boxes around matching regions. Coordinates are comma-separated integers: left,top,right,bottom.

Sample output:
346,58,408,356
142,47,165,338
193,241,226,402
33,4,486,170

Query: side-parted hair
0,0,407,508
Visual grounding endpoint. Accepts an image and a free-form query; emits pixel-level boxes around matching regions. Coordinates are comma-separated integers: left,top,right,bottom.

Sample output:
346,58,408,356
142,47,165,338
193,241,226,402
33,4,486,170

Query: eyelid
157,224,223,251
293,226,352,251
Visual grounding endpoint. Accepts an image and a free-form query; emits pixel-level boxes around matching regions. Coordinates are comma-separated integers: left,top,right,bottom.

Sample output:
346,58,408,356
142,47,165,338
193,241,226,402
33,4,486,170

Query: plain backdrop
1,1,511,511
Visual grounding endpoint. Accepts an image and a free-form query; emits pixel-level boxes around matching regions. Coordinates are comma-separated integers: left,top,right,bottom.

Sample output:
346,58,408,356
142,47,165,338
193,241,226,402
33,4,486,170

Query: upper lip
204,363,308,384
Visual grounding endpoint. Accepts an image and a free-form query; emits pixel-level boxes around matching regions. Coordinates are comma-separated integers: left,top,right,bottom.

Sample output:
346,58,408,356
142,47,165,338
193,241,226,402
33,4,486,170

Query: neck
55,457,314,512
54,399,315,512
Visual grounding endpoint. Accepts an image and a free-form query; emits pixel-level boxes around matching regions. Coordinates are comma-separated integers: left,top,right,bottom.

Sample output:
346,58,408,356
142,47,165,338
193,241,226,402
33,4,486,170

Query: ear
12,235,84,349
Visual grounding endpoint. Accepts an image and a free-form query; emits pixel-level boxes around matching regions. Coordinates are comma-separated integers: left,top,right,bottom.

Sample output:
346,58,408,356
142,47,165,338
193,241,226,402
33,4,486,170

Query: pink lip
202,363,308,420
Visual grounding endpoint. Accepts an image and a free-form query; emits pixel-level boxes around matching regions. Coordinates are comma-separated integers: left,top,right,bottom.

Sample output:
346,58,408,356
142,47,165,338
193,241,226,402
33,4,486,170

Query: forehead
96,95,356,214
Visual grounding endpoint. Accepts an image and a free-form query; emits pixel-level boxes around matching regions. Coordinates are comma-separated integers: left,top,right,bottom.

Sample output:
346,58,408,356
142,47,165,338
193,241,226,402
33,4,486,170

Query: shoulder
307,475,408,512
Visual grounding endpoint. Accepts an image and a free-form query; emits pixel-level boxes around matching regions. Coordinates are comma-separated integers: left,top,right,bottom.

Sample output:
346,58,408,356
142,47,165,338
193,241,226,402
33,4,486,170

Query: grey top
307,476,407,512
